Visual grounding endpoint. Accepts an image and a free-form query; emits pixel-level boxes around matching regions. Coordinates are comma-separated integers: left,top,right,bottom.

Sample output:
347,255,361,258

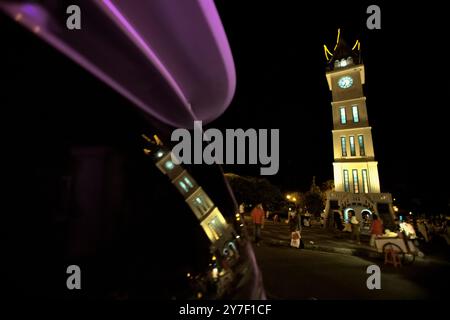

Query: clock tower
323,30,395,231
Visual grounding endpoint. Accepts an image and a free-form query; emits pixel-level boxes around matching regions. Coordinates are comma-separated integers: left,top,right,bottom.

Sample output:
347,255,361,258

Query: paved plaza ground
245,218,450,299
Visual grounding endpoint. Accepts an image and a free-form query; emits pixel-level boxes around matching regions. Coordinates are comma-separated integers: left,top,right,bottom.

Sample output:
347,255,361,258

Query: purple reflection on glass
101,0,193,114
0,0,236,128
20,3,48,25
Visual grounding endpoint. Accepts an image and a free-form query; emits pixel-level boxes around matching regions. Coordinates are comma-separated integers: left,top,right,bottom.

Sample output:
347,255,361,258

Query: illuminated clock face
338,76,354,89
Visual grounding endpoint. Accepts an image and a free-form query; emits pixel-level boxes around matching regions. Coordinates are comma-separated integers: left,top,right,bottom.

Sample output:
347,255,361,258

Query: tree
225,173,284,211
303,191,325,217
303,176,325,217
224,173,256,205
321,180,335,192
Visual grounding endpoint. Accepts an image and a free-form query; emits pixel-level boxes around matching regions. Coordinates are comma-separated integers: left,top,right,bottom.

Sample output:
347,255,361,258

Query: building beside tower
323,30,395,232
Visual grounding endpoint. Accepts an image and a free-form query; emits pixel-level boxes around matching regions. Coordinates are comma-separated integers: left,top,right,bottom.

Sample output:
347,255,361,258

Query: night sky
2,1,449,214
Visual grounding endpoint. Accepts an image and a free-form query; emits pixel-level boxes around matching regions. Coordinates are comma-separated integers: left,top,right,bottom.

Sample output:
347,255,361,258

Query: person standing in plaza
251,203,265,246
289,211,302,248
370,214,383,247
349,210,361,244
417,219,429,243
333,210,344,231
239,203,245,215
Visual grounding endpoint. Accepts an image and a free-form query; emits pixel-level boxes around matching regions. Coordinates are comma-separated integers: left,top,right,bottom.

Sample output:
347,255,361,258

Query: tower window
188,188,214,220
352,105,359,123
343,170,350,192
339,107,347,124
184,177,194,188
164,160,175,170
194,196,210,214
341,137,347,157
352,169,360,194
349,136,356,156
362,169,369,193
358,135,365,156
178,181,189,193
174,173,197,194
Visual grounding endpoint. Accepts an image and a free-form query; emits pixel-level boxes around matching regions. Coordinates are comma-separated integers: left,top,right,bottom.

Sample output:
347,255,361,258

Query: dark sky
2,1,449,214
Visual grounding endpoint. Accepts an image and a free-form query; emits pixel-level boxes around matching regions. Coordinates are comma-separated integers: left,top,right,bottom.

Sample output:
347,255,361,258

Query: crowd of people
331,208,450,247
248,203,305,248
245,202,450,249
410,217,450,245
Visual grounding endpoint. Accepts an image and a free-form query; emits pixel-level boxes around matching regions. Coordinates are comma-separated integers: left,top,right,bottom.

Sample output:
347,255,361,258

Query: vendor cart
374,234,419,265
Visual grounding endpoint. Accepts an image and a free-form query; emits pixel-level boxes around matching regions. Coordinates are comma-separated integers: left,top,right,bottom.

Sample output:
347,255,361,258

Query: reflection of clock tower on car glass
322,29,395,232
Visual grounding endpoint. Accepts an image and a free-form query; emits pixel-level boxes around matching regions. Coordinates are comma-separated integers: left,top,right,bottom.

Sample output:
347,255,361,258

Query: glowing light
409,212,413,215
239,224,244,227
153,134,163,145
286,195,291,200
143,148,151,155
236,235,240,239
156,151,164,158
352,40,359,50
292,197,297,202
212,268,218,279
324,46,329,60
184,177,194,188
212,255,216,261
323,45,333,61
187,273,191,278
164,160,174,170
142,134,151,143
33,25,40,33
334,28,341,51
15,13,22,21
197,292,203,299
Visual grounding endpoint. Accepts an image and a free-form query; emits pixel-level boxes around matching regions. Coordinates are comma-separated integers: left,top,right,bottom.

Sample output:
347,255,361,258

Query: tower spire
323,29,361,70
